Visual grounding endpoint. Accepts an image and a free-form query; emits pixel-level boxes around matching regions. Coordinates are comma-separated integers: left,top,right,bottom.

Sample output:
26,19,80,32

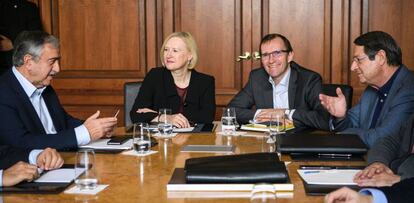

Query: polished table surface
2,127,366,203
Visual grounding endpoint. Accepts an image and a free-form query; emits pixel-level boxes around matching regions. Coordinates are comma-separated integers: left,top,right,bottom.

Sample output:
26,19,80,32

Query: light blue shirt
254,67,295,121
268,67,291,109
0,150,42,186
12,67,90,145
360,188,388,203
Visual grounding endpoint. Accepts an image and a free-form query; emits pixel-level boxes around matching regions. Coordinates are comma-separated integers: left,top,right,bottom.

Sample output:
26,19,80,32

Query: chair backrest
322,84,353,110
124,82,142,127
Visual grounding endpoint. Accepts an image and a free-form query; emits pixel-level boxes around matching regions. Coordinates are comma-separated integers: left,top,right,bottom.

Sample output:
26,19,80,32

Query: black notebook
184,153,288,183
276,133,367,160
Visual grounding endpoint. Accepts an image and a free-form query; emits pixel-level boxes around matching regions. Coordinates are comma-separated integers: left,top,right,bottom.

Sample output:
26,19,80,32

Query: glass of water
133,122,151,153
158,108,173,137
269,113,285,136
221,107,237,135
75,149,98,190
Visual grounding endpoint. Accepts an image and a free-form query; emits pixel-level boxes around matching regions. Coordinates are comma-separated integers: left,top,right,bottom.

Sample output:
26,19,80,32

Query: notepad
181,145,235,153
297,169,361,185
35,168,81,183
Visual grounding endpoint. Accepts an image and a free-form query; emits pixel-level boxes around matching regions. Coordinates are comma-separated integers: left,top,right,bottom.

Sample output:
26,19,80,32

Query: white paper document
297,169,361,185
79,138,132,150
35,168,83,183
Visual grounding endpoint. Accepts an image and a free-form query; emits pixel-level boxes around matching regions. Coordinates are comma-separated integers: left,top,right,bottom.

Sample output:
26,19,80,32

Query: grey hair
13,31,60,67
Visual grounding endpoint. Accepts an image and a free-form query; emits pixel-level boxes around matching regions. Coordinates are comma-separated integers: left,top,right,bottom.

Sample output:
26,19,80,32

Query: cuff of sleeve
360,188,388,203
28,149,43,165
253,109,262,123
285,109,295,120
75,124,91,146
329,116,336,131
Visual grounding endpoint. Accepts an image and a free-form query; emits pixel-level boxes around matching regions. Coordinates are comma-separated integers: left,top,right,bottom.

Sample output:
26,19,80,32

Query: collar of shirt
268,67,291,92
12,66,46,98
376,66,401,99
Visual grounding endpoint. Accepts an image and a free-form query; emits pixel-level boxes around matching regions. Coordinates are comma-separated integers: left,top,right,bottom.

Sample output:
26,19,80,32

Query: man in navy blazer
0,31,117,150
228,33,329,131
319,31,414,148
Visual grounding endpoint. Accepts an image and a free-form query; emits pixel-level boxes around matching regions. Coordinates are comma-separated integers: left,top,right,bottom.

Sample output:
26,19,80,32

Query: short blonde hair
160,32,198,70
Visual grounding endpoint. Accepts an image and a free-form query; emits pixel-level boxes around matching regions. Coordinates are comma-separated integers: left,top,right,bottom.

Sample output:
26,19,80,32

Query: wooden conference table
2,126,366,203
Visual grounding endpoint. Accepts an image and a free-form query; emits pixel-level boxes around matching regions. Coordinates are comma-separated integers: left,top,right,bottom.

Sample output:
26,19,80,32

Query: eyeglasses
352,55,368,64
261,50,289,60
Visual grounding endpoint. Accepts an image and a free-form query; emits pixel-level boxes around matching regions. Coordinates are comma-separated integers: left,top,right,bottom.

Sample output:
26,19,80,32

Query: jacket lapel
42,87,63,131
162,68,180,112
376,66,408,126
8,71,46,134
258,68,273,108
288,65,298,108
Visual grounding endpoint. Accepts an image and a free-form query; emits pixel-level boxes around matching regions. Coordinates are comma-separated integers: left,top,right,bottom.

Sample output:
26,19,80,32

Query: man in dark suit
228,33,329,131
0,31,117,150
0,146,63,186
325,177,414,203
319,31,414,148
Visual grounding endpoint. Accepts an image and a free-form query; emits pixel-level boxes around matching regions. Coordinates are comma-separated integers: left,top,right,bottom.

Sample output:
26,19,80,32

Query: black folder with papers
184,153,288,183
298,165,364,195
0,164,75,194
276,133,367,160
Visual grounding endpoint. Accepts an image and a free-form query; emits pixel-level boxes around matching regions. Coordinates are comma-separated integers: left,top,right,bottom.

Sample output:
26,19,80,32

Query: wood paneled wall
31,0,414,123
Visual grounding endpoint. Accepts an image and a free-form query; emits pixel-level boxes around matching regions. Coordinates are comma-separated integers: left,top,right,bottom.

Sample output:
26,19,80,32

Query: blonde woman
130,32,215,128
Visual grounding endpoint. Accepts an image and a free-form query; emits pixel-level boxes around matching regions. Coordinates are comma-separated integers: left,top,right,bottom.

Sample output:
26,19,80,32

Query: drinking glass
221,107,237,135
269,113,285,136
158,108,173,137
75,149,98,190
133,122,151,153
250,183,276,203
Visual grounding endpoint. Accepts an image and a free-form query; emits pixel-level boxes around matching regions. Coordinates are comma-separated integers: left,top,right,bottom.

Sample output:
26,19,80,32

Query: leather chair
124,82,142,128
322,84,353,110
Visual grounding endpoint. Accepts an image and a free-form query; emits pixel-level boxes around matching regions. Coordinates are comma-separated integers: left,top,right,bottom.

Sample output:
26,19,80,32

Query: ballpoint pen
113,109,120,118
303,170,321,174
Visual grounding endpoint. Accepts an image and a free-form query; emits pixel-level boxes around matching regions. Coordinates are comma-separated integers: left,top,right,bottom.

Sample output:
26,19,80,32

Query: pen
300,165,364,170
304,170,320,174
114,109,120,118
318,153,352,157
300,166,333,170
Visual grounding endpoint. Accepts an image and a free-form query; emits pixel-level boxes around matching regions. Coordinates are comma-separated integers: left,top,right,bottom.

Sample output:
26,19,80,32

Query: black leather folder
184,153,288,183
0,164,74,194
276,133,367,157
303,181,361,196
